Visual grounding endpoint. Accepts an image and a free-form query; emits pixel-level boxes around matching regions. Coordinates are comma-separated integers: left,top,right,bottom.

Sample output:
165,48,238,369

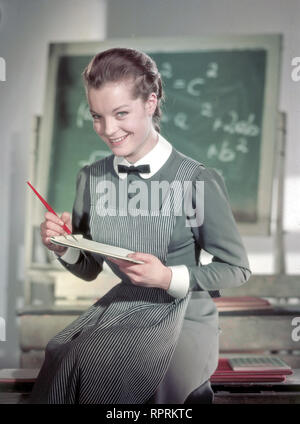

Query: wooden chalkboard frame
35,35,281,236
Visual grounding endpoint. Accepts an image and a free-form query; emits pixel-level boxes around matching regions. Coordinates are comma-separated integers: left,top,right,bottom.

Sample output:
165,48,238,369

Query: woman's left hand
108,252,172,290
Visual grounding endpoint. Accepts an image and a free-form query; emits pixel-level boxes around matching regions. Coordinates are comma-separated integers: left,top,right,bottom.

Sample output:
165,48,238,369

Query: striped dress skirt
29,284,190,404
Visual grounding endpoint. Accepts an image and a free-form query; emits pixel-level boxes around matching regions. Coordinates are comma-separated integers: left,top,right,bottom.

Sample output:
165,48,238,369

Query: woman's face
87,80,158,163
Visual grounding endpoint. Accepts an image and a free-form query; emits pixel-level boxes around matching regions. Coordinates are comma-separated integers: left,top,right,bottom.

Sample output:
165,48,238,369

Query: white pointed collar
113,133,172,179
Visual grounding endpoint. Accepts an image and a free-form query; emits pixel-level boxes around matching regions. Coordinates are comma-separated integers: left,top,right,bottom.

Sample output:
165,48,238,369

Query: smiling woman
87,80,158,163
32,47,251,404
83,48,163,163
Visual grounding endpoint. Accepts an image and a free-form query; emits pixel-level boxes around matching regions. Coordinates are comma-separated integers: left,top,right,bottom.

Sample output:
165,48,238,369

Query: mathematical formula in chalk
160,61,218,96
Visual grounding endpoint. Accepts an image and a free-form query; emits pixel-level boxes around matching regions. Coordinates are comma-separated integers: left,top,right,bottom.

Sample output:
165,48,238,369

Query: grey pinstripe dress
30,145,251,404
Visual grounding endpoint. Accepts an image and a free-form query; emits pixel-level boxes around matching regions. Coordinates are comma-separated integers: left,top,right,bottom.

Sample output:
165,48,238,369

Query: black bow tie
117,164,151,174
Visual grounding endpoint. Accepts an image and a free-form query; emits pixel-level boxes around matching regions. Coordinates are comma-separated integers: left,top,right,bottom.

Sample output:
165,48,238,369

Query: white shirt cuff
167,265,190,299
57,247,81,264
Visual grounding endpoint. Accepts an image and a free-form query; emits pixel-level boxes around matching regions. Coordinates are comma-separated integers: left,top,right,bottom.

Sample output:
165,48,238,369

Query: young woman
30,47,251,404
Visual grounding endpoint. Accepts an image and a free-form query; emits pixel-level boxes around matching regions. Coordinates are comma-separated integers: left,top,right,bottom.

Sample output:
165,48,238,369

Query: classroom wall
0,0,107,367
106,0,300,275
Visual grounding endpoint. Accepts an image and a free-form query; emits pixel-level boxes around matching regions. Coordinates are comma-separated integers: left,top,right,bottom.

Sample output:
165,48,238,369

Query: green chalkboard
37,37,281,235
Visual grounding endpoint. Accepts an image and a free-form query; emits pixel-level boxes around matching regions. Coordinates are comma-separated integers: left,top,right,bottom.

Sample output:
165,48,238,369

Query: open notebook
50,235,144,264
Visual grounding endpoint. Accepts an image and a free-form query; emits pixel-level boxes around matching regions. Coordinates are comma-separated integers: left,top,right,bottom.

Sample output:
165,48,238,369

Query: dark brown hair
82,47,164,133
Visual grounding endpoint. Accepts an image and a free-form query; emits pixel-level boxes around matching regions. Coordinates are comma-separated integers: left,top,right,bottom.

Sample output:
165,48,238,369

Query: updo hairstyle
82,47,164,133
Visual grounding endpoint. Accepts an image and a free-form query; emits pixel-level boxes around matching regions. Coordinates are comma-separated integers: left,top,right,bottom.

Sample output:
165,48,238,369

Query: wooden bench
18,304,300,367
14,273,300,403
1,368,300,404
18,274,300,369
212,369,300,404
0,369,39,404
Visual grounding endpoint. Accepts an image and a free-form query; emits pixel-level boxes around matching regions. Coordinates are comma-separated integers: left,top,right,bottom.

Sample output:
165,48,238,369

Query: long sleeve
59,247,81,264
56,166,104,281
167,265,190,298
188,168,251,292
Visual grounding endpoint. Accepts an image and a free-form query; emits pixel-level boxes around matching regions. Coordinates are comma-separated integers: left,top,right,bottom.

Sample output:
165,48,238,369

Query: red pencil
26,180,72,235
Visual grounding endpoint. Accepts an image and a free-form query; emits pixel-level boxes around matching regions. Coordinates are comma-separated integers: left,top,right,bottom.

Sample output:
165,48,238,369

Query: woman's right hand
40,211,72,256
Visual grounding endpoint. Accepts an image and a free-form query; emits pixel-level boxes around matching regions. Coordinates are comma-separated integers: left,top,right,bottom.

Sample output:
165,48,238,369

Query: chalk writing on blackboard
77,101,93,128
213,112,260,137
160,62,173,79
174,113,189,130
160,61,219,96
200,103,213,118
207,139,249,163
160,61,218,82
160,102,214,127
206,62,218,78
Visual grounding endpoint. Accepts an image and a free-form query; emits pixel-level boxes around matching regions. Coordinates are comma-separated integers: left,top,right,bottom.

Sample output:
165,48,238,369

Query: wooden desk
1,368,300,404
212,369,300,404
17,304,300,369
0,369,38,404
